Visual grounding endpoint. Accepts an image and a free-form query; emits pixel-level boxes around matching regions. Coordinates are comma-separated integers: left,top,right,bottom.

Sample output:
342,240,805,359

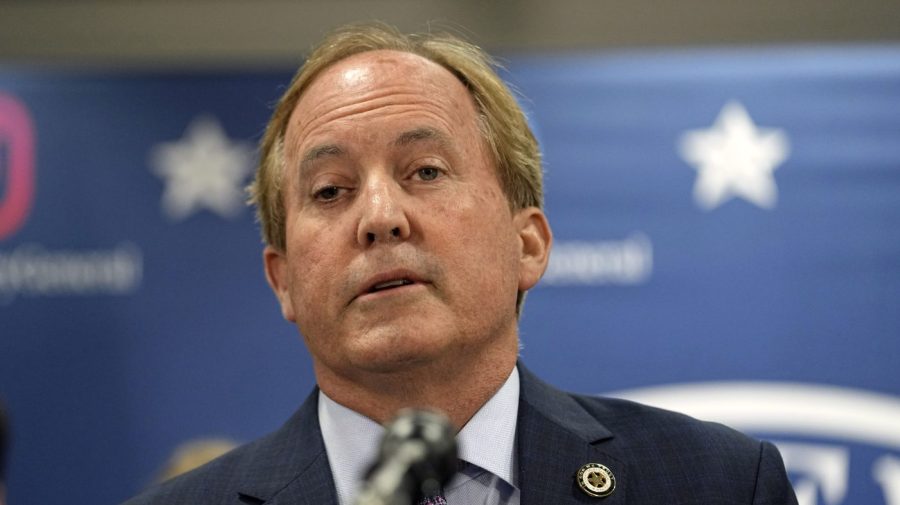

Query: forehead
285,50,480,154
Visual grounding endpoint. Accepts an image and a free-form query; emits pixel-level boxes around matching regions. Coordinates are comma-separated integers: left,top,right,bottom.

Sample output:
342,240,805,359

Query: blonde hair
247,21,544,251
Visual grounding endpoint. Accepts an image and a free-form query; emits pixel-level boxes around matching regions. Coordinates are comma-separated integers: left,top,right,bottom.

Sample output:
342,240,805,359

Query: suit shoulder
571,393,764,460
121,389,326,505
569,393,797,502
120,441,252,505
119,430,280,505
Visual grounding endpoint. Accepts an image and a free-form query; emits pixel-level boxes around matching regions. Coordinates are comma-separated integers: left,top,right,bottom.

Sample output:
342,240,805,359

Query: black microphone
354,409,458,505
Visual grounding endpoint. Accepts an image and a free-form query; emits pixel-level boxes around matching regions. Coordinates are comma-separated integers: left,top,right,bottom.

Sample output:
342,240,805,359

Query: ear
513,207,552,291
263,245,296,322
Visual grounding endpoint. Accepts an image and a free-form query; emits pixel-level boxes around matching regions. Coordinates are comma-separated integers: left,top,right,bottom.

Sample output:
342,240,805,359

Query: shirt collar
319,366,521,504
318,388,382,505
455,365,520,488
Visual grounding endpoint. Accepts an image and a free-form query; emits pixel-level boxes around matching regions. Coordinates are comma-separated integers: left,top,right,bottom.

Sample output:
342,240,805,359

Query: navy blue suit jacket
123,366,797,504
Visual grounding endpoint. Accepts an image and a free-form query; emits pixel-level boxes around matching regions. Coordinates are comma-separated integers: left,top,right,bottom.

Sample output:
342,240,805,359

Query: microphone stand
354,409,457,505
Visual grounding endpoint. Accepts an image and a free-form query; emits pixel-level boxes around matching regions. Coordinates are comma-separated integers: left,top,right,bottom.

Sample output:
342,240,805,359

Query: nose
356,177,411,246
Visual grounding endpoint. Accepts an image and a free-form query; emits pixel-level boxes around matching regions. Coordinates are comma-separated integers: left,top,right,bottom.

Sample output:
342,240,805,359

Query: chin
346,330,449,373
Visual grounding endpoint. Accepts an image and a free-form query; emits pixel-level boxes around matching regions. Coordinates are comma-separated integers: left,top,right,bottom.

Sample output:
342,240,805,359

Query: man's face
264,50,549,380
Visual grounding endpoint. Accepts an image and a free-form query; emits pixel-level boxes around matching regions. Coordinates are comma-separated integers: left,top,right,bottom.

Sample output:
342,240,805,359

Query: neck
314,339,518,429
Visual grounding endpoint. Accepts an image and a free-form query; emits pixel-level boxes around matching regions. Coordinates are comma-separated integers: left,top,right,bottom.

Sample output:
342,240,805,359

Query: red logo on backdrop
0,91,35,240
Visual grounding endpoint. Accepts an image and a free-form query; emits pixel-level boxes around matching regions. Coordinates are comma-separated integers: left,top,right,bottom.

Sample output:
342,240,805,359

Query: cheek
286,247,345,343
442,189,519,284
465,186,516,245
284,223,336,305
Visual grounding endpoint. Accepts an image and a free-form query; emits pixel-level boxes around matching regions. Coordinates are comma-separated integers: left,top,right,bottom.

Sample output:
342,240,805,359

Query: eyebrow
299,144,345,175
298,127,452,175
392,127,452,150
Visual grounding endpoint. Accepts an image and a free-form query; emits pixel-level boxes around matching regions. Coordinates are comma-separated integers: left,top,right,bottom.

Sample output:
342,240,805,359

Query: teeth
371,279,411,292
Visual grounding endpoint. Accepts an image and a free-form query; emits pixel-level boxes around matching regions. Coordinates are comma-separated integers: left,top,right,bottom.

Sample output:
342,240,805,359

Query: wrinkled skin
263,50,551,425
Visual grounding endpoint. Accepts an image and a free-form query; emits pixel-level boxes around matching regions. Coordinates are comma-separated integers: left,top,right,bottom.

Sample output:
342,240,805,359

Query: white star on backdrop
679,101,790,210
150,115,254,221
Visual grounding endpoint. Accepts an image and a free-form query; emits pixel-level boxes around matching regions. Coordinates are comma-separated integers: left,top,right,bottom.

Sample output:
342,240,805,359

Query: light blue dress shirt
319,366,521,505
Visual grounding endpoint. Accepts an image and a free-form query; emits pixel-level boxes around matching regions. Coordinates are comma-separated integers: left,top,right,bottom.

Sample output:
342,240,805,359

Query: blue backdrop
1,45,898,505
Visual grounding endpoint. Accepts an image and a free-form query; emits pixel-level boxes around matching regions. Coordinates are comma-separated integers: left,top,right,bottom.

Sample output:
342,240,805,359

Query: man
125,22,797,505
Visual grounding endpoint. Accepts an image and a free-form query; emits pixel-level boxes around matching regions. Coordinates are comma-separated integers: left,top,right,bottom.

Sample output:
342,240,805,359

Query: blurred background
2,0,900,66
1,1,899,505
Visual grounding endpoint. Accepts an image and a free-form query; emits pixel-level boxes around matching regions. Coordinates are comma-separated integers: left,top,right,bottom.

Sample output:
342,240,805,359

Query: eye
313,185,341,201
416,166,441,181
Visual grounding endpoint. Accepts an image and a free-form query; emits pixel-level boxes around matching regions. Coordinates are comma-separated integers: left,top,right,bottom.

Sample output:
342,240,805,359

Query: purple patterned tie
416,495,448,505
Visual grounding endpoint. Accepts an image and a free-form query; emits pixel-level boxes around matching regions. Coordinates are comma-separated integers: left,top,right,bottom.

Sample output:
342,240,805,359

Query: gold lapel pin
576,463,616,498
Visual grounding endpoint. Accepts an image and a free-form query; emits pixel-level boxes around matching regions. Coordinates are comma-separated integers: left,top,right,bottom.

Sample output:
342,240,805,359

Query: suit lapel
235,388,340,505
517,365,628,505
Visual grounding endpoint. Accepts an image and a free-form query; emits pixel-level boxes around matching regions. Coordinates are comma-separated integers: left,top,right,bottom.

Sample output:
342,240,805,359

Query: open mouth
367,278,415,293
354,270,427,303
